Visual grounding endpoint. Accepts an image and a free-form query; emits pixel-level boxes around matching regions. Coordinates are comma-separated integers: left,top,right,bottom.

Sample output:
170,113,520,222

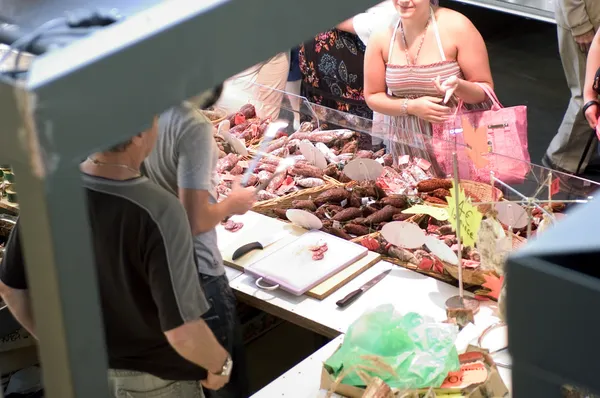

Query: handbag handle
454,82,503,115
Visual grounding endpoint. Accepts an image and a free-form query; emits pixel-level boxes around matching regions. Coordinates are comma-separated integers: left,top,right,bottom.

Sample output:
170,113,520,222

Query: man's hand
575,29,596,53
201,372,231,391
226,181,256,216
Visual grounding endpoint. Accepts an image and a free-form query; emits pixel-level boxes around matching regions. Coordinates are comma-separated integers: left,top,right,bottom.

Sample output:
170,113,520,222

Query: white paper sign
219,120,248,156
298,141,327,169
495,202,528,229
343,158,384,181
381,221,426,249
286,209,323,230
424,236,459,265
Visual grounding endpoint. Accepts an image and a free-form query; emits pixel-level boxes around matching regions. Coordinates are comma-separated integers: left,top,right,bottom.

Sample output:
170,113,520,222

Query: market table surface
228,261,479,338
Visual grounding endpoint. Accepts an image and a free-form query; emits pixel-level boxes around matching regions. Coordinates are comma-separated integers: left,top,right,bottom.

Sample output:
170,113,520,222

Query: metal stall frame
0,0,379,396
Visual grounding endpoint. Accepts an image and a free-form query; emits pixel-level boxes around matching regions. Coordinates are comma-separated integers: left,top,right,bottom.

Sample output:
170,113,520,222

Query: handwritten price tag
402,204,449,221
446,182,482,248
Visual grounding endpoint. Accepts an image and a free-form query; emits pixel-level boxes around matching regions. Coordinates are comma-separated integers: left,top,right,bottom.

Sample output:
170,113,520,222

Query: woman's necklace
86,157,142,177
400,16,431,66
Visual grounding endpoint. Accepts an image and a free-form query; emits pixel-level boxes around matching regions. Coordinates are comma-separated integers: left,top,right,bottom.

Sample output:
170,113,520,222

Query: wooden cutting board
244,230,368,296
216,211,306,271
306,251,381,300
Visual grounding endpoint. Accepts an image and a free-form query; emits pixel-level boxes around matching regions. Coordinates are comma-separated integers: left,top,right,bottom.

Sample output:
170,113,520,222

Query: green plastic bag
324,305,460,390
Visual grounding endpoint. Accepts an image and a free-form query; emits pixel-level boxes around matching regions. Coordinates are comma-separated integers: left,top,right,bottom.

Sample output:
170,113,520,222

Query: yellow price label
402,204,449,221
445,183,482,248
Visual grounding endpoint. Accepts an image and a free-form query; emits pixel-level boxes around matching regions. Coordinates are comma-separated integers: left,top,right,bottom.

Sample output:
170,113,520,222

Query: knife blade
231,233,287,261
336,269,392,308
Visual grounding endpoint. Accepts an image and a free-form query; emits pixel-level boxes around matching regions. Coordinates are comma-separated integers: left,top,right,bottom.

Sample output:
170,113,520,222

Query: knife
336,269,392,308
231,233,287,261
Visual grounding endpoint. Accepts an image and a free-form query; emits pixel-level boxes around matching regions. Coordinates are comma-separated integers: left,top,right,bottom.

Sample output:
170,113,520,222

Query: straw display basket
351,232,456,285
252,176,344,218
460,180,503,213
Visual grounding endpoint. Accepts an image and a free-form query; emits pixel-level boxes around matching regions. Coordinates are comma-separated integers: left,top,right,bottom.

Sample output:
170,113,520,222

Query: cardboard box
0,345,38,375
0,328,34,354
320,347,509,397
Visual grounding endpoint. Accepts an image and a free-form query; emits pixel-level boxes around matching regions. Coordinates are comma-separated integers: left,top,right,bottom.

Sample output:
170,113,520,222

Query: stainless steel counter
453,0,555,23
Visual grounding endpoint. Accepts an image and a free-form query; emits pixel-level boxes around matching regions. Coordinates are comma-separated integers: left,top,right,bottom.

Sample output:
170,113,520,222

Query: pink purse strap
453,82,503,116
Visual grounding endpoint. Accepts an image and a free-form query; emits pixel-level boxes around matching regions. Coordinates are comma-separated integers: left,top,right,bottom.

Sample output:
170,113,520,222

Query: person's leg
546,24,596,174
107,369,204,398
253,52,291,120
199,274,248,398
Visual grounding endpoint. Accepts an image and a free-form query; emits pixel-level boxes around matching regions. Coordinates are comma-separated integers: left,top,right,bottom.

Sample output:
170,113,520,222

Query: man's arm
175,107,255,236
0,221,36,337
164,318,228,374
144,195,229,384
0,282,35,338
558,0,594,37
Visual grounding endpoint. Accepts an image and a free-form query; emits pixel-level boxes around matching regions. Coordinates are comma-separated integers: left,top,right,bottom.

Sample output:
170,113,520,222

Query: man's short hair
107,139,133,153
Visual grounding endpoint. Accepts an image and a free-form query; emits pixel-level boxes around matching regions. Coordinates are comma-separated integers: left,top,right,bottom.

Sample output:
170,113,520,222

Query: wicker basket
460,180,503,214
252,176,344,218
351,232,456,285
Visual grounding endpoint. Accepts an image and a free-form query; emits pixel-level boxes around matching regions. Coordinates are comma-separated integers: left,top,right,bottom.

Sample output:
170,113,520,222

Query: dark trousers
199,274,248,398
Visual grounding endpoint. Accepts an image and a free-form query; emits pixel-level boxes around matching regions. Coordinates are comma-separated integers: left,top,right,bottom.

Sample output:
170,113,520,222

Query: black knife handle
232,242,263,261
336,289,364,308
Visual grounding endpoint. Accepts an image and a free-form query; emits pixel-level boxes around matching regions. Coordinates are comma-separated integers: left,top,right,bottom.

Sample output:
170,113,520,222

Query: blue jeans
107,369,204,397
199,274,248,398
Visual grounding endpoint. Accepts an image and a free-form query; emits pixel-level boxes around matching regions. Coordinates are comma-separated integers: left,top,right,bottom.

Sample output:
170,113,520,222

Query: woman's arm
336,18,355,34
364,31,405,116
583,30,600,128
584,30,600,103
450,12,494,104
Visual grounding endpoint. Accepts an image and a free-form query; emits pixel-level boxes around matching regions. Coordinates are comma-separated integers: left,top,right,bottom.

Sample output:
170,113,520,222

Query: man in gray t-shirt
145,102,255,398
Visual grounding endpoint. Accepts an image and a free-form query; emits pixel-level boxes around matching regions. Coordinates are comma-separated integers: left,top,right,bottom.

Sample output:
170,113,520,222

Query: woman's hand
408,97,451,123
585,102,599,129
433,76,459,104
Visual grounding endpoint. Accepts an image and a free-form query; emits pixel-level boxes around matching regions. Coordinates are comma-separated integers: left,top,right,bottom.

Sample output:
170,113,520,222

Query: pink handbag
432,84,530,184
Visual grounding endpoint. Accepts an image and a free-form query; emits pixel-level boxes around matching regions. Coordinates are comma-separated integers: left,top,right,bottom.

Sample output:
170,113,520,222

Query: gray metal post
4,88,109,396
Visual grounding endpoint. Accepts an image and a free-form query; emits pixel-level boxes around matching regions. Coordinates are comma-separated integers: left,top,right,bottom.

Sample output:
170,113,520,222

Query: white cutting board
244,230,368,296
216,211,306,270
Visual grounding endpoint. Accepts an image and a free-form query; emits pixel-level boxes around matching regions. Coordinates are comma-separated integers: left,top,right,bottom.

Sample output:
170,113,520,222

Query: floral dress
300,29,373,147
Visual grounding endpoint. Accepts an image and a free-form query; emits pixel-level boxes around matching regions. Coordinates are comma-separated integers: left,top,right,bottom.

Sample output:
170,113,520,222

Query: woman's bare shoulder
434,6,478,33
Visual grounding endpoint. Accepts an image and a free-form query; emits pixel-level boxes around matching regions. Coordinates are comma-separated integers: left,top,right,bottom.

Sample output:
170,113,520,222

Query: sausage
348,193,362,208
296,178,325,188
380,195,408,209
246,174,259,187
341,140,357,154
354,150,373,159
416,179,453,193
364,205,403,224
266,136,288,153
388,246,419,265
272,208,288,220
430,188,451,201
344,224,370,236
323,226,353,240
362,205,379,217
424,196,448,206
314,188,350,207
291,200,317,212
393,213,412,222
291,164,324,178
229,164,243,175
216,153,239,173
239,104,256,119
332,207,363,222
257,163,277,173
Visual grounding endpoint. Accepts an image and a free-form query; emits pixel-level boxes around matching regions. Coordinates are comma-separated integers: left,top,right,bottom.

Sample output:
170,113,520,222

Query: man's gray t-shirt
145,102,224,276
